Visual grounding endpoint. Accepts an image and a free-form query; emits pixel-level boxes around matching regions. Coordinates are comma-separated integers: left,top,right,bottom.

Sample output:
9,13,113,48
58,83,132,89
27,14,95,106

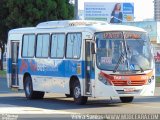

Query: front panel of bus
94,31,155,97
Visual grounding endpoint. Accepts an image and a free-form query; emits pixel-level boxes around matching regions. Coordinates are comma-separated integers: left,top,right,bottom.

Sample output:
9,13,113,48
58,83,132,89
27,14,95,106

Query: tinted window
22,34,35,57
66,33,82,59
51,34,65,58
36,34,50,57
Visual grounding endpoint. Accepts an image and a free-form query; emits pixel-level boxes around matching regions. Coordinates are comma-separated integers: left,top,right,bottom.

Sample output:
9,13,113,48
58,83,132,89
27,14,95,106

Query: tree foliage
6,0,74,28
0,0,74,70
0,0,8,70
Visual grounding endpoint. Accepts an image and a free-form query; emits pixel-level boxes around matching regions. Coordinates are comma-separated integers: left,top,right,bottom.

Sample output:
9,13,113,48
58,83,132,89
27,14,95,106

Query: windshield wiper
136,64,144,73
113,52,125,73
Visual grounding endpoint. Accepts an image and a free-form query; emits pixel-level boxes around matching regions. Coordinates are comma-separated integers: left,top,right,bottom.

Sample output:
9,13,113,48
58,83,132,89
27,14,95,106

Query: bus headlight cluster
147,76,154,84
98,74,110,85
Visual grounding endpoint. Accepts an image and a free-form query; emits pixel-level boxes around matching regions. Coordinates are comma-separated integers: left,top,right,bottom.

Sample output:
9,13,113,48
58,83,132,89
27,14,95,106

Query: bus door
85,40,95,95
11,41,19,87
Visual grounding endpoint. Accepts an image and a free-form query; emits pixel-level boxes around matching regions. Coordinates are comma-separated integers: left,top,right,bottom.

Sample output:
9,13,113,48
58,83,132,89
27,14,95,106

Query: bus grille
111,80,146,86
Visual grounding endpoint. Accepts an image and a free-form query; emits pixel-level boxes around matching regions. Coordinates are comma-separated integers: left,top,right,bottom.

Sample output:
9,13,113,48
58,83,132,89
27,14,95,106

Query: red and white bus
7,20,155,104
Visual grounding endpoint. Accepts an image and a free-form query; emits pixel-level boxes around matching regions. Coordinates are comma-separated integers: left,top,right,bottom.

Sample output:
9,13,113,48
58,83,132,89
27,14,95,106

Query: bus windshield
96,31,153,72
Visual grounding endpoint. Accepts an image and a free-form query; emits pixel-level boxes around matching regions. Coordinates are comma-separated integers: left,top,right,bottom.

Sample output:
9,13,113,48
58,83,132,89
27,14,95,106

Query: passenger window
22,34,35,57
51,34,65,58
66,33,82,59
36,34,50,58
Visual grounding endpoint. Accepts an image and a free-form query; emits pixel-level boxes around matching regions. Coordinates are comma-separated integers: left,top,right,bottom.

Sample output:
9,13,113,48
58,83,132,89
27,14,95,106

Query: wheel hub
26,82,31,95
74,86,81,98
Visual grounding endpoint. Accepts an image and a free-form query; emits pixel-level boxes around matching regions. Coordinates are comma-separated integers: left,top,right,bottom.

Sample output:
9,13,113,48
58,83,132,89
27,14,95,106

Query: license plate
124,88,135,92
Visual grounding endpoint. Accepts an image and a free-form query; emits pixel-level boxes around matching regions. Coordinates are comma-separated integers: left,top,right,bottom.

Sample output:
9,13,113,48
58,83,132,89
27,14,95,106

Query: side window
36,34,50,58
22,34,35,57
51,34,65,58
66,33,82,59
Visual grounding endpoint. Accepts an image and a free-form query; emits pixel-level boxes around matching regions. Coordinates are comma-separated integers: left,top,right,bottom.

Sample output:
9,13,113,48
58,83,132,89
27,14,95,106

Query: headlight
147,76,154,84
98,74,110,85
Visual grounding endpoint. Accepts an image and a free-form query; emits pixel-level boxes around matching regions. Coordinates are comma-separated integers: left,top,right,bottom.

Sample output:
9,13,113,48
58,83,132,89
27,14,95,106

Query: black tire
24,76,45,99
73,80,88,105
65,94,72,97
120,97,134,103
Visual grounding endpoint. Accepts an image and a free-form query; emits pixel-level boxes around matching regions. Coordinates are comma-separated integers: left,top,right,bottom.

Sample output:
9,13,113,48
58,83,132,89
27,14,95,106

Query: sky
78,0,154,21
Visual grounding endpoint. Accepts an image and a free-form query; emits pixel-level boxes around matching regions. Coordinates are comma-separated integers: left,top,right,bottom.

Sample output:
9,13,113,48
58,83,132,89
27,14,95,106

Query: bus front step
85,92,92,95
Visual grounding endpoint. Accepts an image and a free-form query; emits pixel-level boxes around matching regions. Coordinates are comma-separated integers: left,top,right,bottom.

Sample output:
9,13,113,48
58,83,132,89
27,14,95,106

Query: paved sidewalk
0,77,11,93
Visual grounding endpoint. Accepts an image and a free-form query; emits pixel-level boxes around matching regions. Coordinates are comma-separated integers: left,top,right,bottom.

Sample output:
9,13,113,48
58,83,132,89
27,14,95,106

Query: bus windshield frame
95,31,153,72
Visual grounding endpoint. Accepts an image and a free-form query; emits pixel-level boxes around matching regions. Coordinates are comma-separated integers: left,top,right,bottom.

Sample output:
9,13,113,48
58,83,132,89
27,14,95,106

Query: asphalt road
0,77,160,119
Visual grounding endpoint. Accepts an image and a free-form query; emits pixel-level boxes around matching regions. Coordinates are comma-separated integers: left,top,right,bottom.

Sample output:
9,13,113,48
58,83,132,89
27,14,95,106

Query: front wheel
73,81,88,105
120,97,134,103
24,76,45,99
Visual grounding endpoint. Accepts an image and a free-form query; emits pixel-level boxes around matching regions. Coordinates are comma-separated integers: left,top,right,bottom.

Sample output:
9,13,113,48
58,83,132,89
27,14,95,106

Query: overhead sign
103,32,123,39
84,2,134,23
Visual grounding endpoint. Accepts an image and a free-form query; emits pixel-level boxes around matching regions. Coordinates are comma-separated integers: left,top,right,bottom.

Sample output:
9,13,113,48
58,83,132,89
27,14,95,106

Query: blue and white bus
7,20,155,104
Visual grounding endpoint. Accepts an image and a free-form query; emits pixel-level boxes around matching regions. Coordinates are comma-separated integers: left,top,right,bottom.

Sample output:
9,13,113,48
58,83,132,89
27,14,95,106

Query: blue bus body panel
7,58,95,79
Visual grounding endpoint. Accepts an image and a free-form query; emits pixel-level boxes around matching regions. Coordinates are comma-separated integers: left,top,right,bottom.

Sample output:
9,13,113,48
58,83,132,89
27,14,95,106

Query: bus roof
9,20,146,34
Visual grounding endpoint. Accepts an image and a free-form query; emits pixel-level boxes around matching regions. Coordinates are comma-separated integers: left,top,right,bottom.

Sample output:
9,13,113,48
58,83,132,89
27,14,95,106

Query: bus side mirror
91,42,96,54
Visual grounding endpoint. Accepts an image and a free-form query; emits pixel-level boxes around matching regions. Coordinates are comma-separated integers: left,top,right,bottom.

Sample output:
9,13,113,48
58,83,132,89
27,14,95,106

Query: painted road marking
0,107,76,114
132,104,160,109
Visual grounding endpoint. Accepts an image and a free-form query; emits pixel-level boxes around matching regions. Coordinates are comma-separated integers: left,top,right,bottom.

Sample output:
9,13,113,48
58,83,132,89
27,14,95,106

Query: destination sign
102,32,143,40
103,32,123,39
124,32,142,39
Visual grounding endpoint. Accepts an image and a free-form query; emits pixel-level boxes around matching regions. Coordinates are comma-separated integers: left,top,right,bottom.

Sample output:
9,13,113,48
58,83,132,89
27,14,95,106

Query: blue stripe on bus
7,58,95,79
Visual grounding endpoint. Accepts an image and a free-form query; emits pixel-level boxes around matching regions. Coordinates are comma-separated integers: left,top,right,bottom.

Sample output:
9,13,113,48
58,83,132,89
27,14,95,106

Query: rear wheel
73,81,88,105
24,76,44,99
120,97,134,103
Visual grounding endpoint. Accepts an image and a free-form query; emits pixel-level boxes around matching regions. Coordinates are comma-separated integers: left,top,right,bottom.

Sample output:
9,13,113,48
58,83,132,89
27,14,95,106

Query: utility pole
74,0,78,20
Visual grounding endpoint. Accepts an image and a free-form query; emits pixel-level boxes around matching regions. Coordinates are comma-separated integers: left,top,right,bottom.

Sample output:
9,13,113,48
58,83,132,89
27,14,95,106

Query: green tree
6,0,74,28
0,0,74,70
0,0,9,70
